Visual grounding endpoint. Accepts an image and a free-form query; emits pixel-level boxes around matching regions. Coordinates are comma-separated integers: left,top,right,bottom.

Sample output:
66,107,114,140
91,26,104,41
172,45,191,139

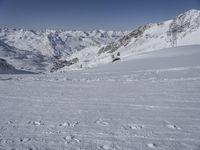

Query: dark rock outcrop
51,58,79,72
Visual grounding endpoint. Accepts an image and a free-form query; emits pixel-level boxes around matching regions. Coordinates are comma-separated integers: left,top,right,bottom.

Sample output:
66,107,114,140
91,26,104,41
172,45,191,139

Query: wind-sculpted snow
0,46,200,149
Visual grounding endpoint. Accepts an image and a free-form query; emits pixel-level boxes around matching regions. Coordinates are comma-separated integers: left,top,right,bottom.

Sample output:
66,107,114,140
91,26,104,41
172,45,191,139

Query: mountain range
0,9,200,73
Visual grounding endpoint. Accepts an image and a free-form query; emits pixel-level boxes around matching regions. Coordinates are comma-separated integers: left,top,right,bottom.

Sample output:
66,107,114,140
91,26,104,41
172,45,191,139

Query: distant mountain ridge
0,9,200,73
0,29,127,72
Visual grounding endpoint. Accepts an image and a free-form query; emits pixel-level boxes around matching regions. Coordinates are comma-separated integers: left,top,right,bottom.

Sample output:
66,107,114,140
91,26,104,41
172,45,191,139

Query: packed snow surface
0,45,200,149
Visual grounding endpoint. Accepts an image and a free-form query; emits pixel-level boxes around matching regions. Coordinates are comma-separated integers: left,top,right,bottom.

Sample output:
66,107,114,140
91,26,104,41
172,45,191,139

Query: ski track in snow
1,46,200,149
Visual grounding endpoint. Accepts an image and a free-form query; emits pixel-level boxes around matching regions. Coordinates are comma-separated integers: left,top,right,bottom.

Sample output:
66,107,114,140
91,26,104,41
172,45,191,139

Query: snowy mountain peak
179,9,200,16
172,9,200,28
97,9,200,57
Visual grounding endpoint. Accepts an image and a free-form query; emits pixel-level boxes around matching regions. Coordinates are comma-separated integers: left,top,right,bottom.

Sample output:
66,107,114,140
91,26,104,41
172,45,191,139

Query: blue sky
0,0,200,30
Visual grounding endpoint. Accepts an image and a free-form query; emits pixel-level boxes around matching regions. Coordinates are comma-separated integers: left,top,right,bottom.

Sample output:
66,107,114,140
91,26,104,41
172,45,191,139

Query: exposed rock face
98,24,152,54
51,58,79,72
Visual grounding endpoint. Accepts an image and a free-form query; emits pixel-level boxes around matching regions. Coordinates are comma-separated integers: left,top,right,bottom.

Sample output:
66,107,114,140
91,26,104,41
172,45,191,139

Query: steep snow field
0,45,200,150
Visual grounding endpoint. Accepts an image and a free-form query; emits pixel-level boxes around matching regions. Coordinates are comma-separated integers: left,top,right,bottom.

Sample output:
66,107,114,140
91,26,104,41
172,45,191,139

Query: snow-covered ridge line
95,9,200,58
98,9,200,55
58,9,200,71
0,28,127,57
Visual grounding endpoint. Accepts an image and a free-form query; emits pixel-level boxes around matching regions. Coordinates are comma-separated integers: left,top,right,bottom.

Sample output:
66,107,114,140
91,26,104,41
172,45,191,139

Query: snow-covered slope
62,9,200,71
98,9,200,56
1,45,200,149
0,29,126,72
